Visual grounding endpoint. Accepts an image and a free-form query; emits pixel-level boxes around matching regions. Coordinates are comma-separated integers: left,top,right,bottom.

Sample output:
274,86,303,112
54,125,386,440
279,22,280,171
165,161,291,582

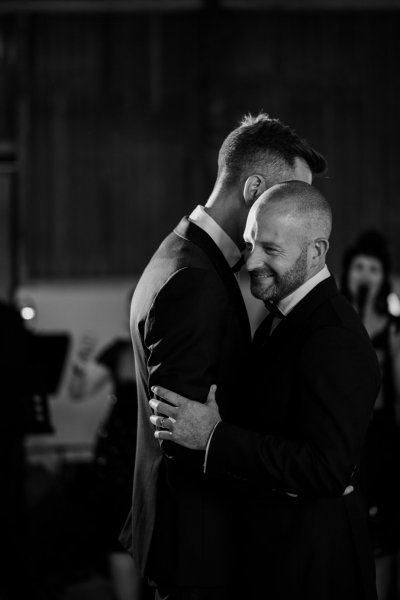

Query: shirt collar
277,265,331,317
188,205,241,268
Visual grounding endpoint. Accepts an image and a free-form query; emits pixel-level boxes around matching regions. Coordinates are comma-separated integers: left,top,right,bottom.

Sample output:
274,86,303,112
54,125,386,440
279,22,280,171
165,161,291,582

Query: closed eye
261,244,281,255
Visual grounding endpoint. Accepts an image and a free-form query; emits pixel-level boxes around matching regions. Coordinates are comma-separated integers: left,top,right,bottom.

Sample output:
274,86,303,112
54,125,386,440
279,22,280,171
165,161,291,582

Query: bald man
151,181,381,600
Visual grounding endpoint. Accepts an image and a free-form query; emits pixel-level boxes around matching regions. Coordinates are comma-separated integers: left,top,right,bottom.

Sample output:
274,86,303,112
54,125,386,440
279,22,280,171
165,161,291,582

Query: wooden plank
0,172,17,300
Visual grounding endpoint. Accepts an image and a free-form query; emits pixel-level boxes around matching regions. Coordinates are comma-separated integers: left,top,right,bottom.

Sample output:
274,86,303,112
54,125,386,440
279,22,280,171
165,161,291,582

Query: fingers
151,386,185,407
206,384,217,406
149,398,178,419
150,415,174,431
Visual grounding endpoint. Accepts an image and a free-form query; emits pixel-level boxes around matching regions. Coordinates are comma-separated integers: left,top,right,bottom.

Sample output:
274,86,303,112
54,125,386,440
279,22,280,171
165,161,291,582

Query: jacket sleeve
205,325,381,497
143,266,230,469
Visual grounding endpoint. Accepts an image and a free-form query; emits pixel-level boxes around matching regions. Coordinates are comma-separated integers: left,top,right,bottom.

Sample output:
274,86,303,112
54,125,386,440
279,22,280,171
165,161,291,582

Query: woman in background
341,230,400,600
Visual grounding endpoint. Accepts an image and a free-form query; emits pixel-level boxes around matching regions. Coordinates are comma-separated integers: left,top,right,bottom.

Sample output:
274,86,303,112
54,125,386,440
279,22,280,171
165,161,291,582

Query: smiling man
244,180,332,313
151,181,381,600
119,115,327,600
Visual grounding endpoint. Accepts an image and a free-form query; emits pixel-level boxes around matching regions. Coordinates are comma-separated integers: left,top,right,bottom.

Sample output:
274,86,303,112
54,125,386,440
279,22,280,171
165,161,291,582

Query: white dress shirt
188,205,241,268
277,264,331,317
269,265,331,333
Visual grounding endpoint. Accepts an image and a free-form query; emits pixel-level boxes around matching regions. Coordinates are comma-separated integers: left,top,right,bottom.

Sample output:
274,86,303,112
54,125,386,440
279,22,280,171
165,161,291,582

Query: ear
311,238,329,261
243,175,266,207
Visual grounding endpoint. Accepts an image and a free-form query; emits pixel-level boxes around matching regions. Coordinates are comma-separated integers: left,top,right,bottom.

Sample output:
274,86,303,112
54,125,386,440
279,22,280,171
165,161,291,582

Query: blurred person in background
341,230,400,600
68,304,143,600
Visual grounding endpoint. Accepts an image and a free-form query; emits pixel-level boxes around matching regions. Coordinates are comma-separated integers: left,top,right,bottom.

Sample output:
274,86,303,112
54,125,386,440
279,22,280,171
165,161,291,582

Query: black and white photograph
2,1,400,599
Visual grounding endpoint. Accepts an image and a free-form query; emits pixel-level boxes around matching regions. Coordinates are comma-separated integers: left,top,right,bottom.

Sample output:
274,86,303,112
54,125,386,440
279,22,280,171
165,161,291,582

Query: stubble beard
250,246,309,305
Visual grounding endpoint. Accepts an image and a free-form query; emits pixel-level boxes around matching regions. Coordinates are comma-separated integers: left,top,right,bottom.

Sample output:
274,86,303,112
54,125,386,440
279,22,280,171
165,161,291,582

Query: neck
360,303,388,334
357,295,374,314
304,262,326,284
352,292,374,322
204,187,246,249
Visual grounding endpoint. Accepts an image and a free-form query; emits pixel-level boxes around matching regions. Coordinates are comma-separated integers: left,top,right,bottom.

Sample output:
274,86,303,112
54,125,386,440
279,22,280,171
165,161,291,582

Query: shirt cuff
203,419,222,473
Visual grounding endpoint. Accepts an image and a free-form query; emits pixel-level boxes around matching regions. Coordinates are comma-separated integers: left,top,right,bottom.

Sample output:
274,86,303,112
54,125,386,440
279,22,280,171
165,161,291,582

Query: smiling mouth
251,273,274,279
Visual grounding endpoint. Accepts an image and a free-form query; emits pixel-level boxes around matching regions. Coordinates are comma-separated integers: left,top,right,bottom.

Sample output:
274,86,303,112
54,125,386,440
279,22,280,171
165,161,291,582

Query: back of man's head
217,113,327,190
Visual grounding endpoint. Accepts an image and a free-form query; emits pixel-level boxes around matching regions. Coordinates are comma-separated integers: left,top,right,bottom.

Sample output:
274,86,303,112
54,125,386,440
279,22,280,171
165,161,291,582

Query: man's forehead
245,206,279,237
245,203,301,242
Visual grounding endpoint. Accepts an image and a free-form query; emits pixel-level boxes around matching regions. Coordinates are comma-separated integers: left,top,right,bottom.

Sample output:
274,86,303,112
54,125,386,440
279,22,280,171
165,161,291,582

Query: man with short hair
152,181,380,600
119,116,326,600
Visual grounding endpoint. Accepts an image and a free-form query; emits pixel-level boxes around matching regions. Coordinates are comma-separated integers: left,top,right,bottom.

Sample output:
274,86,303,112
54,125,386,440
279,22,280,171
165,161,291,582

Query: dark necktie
253,305,284,349
252,313,275,349
264,301,284,318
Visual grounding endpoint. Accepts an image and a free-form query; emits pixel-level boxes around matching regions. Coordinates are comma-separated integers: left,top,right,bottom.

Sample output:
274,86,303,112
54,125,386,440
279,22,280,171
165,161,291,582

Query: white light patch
21,306,36,321
388,292,400,317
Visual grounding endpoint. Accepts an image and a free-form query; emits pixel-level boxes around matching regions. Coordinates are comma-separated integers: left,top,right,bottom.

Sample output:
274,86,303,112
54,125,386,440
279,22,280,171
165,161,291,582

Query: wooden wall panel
15,11,400,279
0,171,16,299
194,11,400,274
23,14,203,277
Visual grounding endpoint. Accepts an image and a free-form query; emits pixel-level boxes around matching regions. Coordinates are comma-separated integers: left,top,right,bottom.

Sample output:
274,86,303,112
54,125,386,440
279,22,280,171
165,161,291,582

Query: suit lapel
174,217,251,338
280,275,339,331
253,276,340,349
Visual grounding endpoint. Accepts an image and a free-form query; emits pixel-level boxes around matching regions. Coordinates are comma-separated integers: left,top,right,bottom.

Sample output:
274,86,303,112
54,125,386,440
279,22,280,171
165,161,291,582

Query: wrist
203,419,222,472
205,418,221,447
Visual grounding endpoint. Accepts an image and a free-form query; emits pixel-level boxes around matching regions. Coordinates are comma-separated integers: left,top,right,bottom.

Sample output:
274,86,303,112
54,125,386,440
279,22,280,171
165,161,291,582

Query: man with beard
119,115,327,600
150,180,381,600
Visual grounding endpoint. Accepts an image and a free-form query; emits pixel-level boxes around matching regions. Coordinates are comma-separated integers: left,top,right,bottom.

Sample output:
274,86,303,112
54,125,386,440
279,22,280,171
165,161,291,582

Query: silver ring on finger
160,416,167,428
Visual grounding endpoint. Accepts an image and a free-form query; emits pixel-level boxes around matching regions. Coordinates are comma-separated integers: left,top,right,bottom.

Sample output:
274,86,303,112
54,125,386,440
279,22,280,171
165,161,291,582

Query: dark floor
4,457,400,600
2,457,152,600
61,576,114,600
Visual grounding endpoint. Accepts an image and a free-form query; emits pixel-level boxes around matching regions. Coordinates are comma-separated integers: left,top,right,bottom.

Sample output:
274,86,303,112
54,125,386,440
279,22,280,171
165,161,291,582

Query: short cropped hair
260,180,332,241
217,113,327,188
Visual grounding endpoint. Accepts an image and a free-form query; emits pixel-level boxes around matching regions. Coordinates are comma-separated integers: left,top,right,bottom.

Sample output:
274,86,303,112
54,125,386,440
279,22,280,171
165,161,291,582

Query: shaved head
253,180,332,243
244,181,332,306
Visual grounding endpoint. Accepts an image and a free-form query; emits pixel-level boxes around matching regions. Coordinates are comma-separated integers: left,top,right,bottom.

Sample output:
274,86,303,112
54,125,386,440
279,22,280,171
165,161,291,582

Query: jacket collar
174,217,251,339
188,205,241,269
254,276,340,347
279,275,339,331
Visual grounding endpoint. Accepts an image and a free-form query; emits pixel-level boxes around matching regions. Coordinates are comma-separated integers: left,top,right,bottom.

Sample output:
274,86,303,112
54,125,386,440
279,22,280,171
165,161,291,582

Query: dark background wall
0,1,399,290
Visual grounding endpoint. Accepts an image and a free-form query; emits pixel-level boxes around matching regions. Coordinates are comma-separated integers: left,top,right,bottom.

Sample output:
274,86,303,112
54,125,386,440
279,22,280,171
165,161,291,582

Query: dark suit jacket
206,276,381,600
119,217,252,587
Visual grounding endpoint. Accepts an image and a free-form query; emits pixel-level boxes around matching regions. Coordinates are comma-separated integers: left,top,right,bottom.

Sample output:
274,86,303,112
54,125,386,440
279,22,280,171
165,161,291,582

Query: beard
249,246,309,305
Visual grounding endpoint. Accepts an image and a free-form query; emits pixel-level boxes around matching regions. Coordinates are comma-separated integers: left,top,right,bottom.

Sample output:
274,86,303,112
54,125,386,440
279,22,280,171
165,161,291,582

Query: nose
245,247,264,272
